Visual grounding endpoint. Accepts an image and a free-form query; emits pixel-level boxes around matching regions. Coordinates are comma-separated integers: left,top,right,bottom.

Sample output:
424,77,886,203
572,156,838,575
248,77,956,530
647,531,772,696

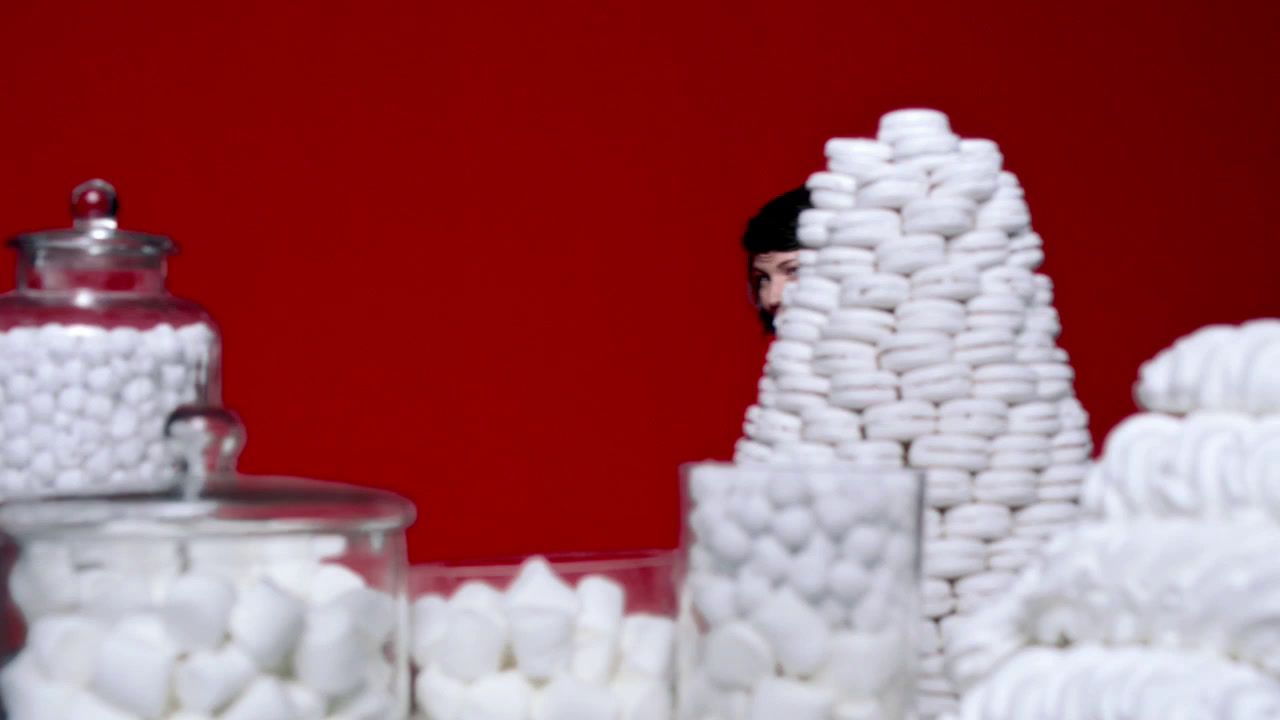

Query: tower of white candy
734,109,1091,717
944,320,1280,720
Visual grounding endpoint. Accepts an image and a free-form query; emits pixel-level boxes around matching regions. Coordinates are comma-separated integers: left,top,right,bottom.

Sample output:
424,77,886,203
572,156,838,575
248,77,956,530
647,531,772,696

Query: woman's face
750,250,801,328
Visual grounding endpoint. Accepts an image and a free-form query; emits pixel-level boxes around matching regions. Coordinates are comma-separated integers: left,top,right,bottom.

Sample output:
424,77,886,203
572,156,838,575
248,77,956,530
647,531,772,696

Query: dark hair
742,188,811,333
741,187,811,256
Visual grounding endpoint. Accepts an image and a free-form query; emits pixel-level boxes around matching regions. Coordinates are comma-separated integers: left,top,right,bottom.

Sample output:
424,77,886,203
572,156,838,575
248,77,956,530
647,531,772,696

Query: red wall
1,0,1277,562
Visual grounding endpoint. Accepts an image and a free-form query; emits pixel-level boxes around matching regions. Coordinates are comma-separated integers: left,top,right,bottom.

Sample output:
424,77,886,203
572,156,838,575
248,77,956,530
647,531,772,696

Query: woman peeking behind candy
742,188,811,334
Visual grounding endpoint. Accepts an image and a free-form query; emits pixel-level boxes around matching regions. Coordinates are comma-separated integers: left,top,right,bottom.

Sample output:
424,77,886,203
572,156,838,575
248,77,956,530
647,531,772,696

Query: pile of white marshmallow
944,320,1280,719
0,322,215,497
411,557,675,720
678,463,919,720
734,108,1090,717
2,531,400,720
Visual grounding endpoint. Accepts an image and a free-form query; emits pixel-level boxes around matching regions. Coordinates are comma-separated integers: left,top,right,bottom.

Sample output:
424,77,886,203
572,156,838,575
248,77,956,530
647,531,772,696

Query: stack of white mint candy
944,320,1280,719
0,322,216,497
411,556,675,720
734,108,1091,718
678,463,921,720
1,530,401,720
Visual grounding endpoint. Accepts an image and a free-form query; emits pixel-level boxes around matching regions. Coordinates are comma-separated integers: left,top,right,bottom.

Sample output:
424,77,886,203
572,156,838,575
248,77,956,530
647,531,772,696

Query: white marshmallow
747,535,792,583
686,573,737,625
173,645,256,714
162,573,235,652
506,557,579,680
772,505,817,550
308,562,366,605
415,664,466,720
285,682,325,719
749,676,834,720
228,579,305,670
532,674,615,720
293,604,367,697
749,587,829,676
1,656,74,720
331,586,395,646
91,614,178,719
456,671,532,720
438,583,508,681
704,621,775,688
827,560,872,602
27,613,105,686
220,676,297,720
818,630,904,696
618,614,676,679
612,676,672,720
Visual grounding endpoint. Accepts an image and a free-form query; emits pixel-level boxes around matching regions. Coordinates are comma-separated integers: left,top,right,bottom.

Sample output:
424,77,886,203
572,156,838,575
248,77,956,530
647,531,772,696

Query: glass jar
0,474,416,720
677,463,923,720
0,179,220,498
410,551,681,720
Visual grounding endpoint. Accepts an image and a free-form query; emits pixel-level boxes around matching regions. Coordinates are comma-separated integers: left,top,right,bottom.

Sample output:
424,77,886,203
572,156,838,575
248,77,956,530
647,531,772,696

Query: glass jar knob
70,178,120,229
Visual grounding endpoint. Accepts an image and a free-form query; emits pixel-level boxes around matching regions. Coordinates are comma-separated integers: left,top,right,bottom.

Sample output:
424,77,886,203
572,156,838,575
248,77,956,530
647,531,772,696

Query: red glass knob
70,179,119,223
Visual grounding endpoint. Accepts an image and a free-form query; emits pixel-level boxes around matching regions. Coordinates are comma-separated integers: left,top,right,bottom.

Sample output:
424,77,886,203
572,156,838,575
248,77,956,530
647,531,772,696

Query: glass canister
410,551,681,720
0,179,220,498
677,463,923,720
0,474,416,720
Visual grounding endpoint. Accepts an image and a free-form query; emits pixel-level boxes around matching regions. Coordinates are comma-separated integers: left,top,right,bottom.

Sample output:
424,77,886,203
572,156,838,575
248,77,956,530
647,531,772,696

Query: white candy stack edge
732,108,1091,718
680,463,919,720
0,323,216,497
944,320,1280,719
2,531,401,720
410,557,674,720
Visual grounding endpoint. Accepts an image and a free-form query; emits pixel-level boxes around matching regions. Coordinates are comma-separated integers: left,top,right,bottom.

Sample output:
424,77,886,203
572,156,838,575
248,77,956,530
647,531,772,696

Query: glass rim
412,548,680,577
0,473,416,540
10,229,175,256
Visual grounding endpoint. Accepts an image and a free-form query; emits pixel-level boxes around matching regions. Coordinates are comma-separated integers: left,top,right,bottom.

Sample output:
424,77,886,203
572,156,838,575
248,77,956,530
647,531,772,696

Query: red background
1,0,1277,562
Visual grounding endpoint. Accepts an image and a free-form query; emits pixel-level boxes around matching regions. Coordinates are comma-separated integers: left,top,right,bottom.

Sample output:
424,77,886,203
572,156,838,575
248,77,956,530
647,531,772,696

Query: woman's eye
784,266,799,278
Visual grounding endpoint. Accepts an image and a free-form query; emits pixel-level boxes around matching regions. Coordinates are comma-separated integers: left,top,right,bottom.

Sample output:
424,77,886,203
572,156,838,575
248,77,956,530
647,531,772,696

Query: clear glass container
677,463,923,720
410,550,681,720
0,179,221,498
0,474,416,720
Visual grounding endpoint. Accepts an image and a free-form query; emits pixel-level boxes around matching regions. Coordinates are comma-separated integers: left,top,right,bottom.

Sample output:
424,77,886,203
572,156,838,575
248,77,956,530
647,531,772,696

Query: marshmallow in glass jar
0,474,416,720
0,179,221,498
409,551,680,720
678,462,923,720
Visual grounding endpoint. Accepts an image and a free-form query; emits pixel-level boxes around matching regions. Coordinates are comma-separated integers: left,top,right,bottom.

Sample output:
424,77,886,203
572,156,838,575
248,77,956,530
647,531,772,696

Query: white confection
162,573,235,652
228,579,305,670
461,671,533,720
572,575,625,682
506,558,580,680
618,614,675,679
308,562,367,605
293,604,367,697
533,674,616,720
91,614,178,719
0,322,216,497
415,664,466,720
174,645,256,714
724,109,1094,718
220,676,297,720
613,676,672,720
749,587,829,676
27,613,105,686
704,621,774,688
1136,321,1280,416
437,582,509,682
818,630,905,697
749,676,834,720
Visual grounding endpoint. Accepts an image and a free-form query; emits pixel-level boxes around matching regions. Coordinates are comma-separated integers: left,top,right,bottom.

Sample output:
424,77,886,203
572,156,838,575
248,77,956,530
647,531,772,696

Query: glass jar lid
0,474,417,541
9,179,174,256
